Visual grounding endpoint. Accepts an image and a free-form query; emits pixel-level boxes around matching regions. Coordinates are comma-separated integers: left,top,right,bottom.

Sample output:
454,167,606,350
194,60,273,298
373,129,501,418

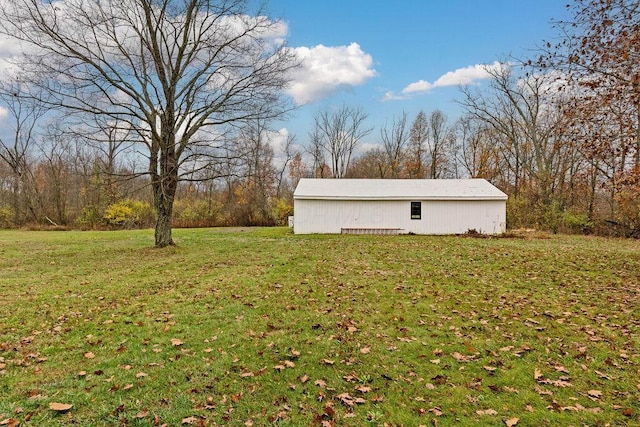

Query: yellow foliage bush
103,199,153,228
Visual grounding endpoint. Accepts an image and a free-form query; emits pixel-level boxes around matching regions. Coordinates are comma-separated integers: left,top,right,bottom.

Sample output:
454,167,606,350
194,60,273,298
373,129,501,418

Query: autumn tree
539,0,640,229
0,0,297,246
541,0,640,166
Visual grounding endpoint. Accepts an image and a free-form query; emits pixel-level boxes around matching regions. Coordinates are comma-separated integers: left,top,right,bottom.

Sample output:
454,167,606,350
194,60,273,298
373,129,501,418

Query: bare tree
427,109,455,179
460,65,562,201
273,132,295,198
0,81,48,224
311,104,372,178
0,0,297,246
379,111,409,178
407,111,428,178
454,115,500,179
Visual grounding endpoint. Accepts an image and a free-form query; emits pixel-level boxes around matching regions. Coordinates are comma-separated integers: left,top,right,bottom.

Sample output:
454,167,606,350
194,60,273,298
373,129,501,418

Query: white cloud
381,91,409,102
286,43,376,105
0,105,7,120
383,61,507,100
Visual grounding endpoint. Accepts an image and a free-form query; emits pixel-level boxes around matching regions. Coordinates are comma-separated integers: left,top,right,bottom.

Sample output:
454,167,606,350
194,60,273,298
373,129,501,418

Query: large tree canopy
0,0,297,246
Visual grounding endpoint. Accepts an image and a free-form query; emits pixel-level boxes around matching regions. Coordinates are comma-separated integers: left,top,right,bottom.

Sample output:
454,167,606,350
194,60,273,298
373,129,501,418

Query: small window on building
411,201,421,219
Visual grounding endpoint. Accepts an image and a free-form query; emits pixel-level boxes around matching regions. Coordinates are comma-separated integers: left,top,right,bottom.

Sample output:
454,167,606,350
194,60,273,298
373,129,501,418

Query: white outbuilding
292,178,507,235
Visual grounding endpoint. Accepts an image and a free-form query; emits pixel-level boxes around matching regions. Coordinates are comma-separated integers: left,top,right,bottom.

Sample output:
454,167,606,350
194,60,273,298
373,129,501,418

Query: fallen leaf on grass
181,416,199,424
587,390,602,399
49,402,73,412
452,352,474,362
359,346,370,354
429,407,443,416
504,417,519,426
355,385,371,393
136,372,147,378
483,366,497,372
476,409,498,416
136,411,149,419
171,338,184,346
0,419,19,427
84,352,95,359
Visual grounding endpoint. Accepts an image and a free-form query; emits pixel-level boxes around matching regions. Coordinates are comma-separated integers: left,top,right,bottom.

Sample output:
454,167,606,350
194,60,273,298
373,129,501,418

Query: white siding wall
293,199,506,235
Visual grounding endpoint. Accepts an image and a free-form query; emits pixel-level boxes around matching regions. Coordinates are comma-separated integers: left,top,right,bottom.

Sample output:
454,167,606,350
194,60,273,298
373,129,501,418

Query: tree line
0,0,639,239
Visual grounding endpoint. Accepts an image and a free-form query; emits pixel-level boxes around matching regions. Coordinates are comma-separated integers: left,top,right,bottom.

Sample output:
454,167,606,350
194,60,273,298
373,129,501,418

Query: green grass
0,228,638,426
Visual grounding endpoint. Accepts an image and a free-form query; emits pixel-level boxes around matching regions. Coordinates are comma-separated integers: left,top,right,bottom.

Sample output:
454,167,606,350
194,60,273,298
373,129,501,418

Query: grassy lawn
0,228,638,426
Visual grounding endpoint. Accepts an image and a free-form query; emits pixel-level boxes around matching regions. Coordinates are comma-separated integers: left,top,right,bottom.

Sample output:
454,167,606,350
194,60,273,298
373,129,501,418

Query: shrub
271,198,293,226
103,199,153,229
76,206,105,229
0,206,14,229
561,211,594,234
173,198,222,228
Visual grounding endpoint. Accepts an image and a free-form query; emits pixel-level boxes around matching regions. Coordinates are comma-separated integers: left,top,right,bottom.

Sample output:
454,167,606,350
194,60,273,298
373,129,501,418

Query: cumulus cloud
382,61,507,101
286,43,376,105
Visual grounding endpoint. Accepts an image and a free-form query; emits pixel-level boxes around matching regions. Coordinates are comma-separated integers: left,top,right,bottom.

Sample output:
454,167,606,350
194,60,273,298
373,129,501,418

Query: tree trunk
154,194,174,247
151,133,178,248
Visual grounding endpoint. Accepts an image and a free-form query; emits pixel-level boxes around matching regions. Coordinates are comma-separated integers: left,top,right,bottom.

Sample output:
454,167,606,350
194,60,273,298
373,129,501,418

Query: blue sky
268,0,570,149
0,1,571,156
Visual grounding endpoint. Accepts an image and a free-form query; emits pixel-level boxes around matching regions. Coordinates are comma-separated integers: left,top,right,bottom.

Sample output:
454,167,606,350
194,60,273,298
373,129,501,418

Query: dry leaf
84,352,95,359
49,402,73,412
534,368,543,380
359,346,371,354
181,416,198,424
355,385,371,393
476,409,498,416
136,372,147,378
0,419,19,427
504,417,519,426
587,389,602,399
171,338,184,346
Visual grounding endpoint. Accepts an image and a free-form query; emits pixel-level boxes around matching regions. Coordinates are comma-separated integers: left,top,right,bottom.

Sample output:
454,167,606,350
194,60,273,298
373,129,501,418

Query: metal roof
293,178,508,201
